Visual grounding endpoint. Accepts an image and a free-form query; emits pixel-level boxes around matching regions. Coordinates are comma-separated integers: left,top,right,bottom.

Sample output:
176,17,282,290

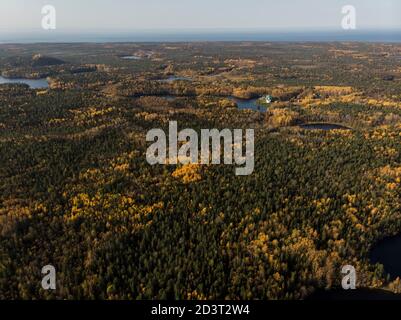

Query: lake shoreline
0,75,49,89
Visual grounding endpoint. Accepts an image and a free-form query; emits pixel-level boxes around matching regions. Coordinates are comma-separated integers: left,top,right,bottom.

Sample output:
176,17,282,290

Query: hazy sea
1,30,401,43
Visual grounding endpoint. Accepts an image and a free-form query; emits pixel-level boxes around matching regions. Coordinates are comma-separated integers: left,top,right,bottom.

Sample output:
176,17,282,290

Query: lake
121,55,142,60
228,96,266,112
158,76,192,83
0,76,49,89
163,95,176,101
299,123,351,131
308,233,401,300
370,234,401,281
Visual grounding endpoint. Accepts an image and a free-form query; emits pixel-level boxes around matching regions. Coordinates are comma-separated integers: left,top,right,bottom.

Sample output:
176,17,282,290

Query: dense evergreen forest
1,42,401,299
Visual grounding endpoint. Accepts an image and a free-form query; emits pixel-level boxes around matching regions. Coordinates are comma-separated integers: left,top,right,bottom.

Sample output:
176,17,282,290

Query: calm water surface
299,123,351,130
228,96,266,112
0,76,49,89
370,234,401,281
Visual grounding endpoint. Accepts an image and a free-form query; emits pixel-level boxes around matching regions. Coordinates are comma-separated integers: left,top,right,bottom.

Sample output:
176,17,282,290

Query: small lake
163,95,176,101
158,75,192,83
121,55,142,60
299,123,351,131
370,234,401,281
228,96,266,112
308,233,401,300
0,76,49,89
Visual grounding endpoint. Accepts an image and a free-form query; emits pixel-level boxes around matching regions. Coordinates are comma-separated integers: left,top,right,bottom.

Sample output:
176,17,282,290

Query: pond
0,76,49,89
158,75,192,83
299,123,351,131
121,55,142,60
370,234,401,281
163,95,176,102
307,233,401,300
228,96,266,112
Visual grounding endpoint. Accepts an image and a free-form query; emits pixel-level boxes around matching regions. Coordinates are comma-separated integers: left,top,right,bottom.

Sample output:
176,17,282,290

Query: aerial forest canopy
1,42,401,299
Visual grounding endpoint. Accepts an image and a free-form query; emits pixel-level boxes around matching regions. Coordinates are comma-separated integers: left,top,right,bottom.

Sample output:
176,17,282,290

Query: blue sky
0,0,400,33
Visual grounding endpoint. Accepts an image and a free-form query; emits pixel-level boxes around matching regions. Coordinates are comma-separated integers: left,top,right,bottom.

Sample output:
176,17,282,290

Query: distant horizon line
2,29,401,44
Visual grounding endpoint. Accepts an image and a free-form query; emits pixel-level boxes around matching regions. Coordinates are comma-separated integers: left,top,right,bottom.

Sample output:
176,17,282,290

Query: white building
265,95,273,104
